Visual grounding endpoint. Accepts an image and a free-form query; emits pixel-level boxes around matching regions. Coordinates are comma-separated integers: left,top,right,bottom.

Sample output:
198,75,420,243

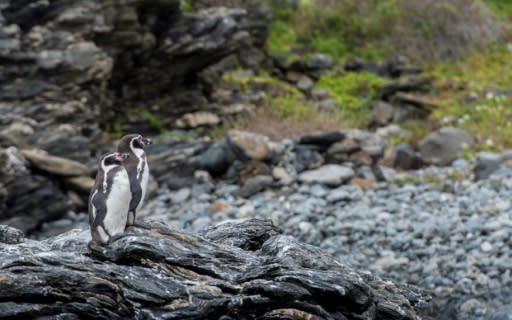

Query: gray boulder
418,127,473,166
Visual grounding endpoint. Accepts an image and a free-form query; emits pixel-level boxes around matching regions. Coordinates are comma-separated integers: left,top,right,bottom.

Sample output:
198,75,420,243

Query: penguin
89,152,132,244
117,134,152,228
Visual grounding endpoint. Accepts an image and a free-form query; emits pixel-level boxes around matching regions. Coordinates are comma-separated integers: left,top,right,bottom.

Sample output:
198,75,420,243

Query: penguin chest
104,170,131,236
137,161,149,211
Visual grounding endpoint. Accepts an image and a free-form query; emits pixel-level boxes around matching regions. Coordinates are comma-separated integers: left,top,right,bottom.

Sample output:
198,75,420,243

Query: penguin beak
141,137,152,146
121,153,129,160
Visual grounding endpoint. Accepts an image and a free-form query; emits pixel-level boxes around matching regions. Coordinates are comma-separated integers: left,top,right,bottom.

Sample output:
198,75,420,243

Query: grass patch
428,46,512,150
484,0,512,19
268,0,502,62
315,71,389,126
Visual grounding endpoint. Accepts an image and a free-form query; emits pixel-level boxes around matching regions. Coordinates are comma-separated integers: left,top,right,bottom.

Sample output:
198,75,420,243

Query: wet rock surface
0,219,429,319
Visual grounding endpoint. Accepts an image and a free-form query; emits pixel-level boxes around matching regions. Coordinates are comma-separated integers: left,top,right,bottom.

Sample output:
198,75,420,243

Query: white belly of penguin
104,170,131,237
137,161,149,212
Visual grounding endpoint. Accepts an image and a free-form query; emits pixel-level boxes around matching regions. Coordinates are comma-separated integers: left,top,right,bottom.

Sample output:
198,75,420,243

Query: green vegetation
484,0,512,19
315,71,388,126
429,47,512,150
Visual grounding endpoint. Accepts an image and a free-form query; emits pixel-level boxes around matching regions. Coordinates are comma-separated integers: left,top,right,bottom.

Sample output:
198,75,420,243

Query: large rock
198,130,281,176
0,219,431,319
418,127,473,166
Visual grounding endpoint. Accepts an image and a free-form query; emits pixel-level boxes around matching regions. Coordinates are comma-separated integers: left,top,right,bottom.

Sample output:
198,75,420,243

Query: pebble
87,161,512,317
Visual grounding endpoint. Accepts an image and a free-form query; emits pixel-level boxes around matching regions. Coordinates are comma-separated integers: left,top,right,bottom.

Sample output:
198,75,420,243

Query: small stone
480,241,493,252
272,167,293,185
299,164,354,186
236,175,273,198
296,76,314,91
474,152,503,180
170,188,191,203
326,189,351,203
0,225,25,244
175,111,221,129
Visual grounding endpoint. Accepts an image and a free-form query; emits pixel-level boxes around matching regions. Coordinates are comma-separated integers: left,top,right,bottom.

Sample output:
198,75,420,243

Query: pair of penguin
88,134,152,244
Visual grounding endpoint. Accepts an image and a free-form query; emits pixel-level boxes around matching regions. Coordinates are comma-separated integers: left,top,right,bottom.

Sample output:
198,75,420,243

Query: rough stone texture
299,164,355,186
0,219,430,319
418,127,473,166
0,147,73,233
0,0,271,232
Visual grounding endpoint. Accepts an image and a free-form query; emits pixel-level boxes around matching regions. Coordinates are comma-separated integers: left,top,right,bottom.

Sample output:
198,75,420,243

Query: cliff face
0,0,270,232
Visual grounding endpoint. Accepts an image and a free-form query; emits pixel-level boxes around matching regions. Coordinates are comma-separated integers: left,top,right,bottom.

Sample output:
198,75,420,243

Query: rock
64,176,95,193
474,152,503,180
378,75,432,100
326,189,351,203
0,224,24,244
175,111,221,129
327,138,360,161
21,149,89,176
368,100,395,128
236,175,273,198
392,92,438,111
299,164,355,186
0,219,430,319
0,147,73,233
418,127,473,166
292,145,324,173
393,144,424,170
296,75,314,91
272,166,294,185
349,150,373,166
227,130,274,161
299,131,345,148
233,160,272,185
290,54,335,78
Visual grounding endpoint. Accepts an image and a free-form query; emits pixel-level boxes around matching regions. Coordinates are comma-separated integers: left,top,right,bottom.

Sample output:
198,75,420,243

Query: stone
292,146,324,173
296,75,314,91
378,75,432,100
393,92,438,111
326,189,351,203
175,111,221,129
64,176,95,193
299,131,345,147
20,149,90,176
0,224,24,244
393,144,423,170
228,130,272,161
327,138,360,156
272,167,294,185
474,152,503,180
418,127,473,166
367,100,395,128
236,175,273,198
299,164,354,186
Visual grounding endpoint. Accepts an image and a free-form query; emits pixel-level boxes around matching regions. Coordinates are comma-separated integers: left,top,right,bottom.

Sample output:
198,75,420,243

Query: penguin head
118,134,153,153
101,152,129,169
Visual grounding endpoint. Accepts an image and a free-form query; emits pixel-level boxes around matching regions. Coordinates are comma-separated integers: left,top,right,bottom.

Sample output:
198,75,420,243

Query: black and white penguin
88,152,131,244
117,134,152,227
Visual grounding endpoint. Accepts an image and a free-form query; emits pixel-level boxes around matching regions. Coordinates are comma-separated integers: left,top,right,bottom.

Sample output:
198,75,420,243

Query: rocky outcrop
0,219,431,319
0,0,271,231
